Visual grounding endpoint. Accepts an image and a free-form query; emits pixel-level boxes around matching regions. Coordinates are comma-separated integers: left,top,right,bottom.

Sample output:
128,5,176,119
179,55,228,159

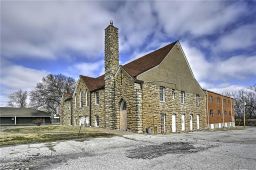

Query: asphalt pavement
1,127,256,170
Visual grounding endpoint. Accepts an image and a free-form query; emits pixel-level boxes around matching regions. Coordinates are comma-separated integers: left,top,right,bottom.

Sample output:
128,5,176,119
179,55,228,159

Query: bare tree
223,84,256,119
8,89,28,108
30,74,75,116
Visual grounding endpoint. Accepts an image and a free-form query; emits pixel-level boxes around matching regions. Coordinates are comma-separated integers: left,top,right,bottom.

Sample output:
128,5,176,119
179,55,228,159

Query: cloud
181,42,211,81
216,24,256,52
1,1,112,60
67,61,104,78
182,41,256,88
0,61,48,106
209,84,256,95
1,1,159,61
116,2,157,52
154,1,248,37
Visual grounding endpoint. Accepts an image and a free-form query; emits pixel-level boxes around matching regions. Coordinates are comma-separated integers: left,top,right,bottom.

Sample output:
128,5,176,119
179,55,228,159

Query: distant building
0,107,51,125
205,90,235,129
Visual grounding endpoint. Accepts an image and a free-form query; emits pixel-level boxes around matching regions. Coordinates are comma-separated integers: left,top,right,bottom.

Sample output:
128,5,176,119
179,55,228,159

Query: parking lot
1,127,256,170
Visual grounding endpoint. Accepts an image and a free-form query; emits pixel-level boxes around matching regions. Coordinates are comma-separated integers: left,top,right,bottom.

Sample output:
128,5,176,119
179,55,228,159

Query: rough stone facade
91,89,105,128
142,82,206,134
60,94,73,126
72,78,90,126
113,67,142,133
60,22,235,134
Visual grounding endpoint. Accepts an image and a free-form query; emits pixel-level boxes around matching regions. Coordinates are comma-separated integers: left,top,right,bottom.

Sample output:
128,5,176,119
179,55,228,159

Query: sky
1,0,256,106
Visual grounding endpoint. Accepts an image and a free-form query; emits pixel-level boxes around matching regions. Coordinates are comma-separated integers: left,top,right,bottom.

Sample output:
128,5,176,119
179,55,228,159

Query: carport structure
0,107,51,125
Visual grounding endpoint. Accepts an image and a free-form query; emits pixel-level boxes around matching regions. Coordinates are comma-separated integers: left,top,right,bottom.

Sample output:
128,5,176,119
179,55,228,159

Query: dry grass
0,125,116,146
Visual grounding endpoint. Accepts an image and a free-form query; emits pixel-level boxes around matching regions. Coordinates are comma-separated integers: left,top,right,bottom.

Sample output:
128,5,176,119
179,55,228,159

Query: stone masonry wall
60,99,73,126
91,89,105,128
142,82,206,134
114,68,138,132
72,78,90,126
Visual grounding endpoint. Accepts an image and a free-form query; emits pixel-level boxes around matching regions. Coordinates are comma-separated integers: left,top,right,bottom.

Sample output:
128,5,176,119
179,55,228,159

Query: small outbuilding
0,107,51,125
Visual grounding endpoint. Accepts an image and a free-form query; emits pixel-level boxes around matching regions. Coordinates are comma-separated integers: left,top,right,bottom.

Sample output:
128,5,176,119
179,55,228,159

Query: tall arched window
74,93,77,108
79,91,82,108
85,91,88,106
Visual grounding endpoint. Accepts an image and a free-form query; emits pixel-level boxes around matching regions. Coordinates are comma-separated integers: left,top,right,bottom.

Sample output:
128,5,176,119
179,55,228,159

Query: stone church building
60,22,234,134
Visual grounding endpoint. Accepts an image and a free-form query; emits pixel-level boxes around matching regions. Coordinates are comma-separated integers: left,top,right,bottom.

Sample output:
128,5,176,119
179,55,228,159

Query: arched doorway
120,99,127,131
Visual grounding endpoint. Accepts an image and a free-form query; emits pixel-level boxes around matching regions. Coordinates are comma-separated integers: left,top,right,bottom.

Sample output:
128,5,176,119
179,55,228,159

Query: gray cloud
182,41,256,88
0,60,48,106
216,24,256,52
154,1,248,37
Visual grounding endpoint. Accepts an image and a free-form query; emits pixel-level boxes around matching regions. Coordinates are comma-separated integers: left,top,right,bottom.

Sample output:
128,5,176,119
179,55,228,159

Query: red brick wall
207,91,233,124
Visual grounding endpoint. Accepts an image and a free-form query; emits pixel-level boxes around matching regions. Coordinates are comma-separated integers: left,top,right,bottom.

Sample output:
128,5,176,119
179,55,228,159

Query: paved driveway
1,127,256,170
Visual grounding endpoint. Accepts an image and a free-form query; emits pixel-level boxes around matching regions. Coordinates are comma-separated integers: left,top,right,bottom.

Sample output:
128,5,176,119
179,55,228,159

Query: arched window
74,93,77,108
85,91,88,106
79,91,82,108
95,115,99,127
120,99,127,110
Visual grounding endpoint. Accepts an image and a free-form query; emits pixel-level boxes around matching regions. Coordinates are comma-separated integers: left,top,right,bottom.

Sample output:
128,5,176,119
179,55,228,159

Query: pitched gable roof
0,107,50,117
80,75,105,92
123,42,177,77
81,41,177,92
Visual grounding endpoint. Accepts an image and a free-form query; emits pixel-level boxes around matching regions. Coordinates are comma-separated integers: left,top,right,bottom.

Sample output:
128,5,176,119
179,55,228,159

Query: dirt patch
126,142,209,159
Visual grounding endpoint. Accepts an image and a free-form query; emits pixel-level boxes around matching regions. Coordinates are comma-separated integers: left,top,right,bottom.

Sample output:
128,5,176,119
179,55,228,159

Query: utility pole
244,101,246,128
222,96,224,128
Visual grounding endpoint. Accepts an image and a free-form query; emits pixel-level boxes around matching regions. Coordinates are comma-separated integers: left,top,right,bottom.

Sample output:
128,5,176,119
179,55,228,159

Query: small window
196,94,200,106
209,96,213,103
210,109,214,117
218,110,221,115
181,91,185,104
217,97,220,105
224,110,227,115
172,89,176,99
223,99,226,105
160,86,165,102
95,92,99,105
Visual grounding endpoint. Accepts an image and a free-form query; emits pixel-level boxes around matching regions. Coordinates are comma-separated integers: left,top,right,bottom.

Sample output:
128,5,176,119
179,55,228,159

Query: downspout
89,92,92,127
206,91,209,129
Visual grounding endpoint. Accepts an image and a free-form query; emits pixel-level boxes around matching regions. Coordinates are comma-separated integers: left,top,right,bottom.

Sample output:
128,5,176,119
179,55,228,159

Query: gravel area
1,127,256,170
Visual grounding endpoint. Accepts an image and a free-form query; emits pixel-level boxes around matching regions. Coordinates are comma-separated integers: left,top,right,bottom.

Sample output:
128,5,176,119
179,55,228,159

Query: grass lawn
0,125,117,146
